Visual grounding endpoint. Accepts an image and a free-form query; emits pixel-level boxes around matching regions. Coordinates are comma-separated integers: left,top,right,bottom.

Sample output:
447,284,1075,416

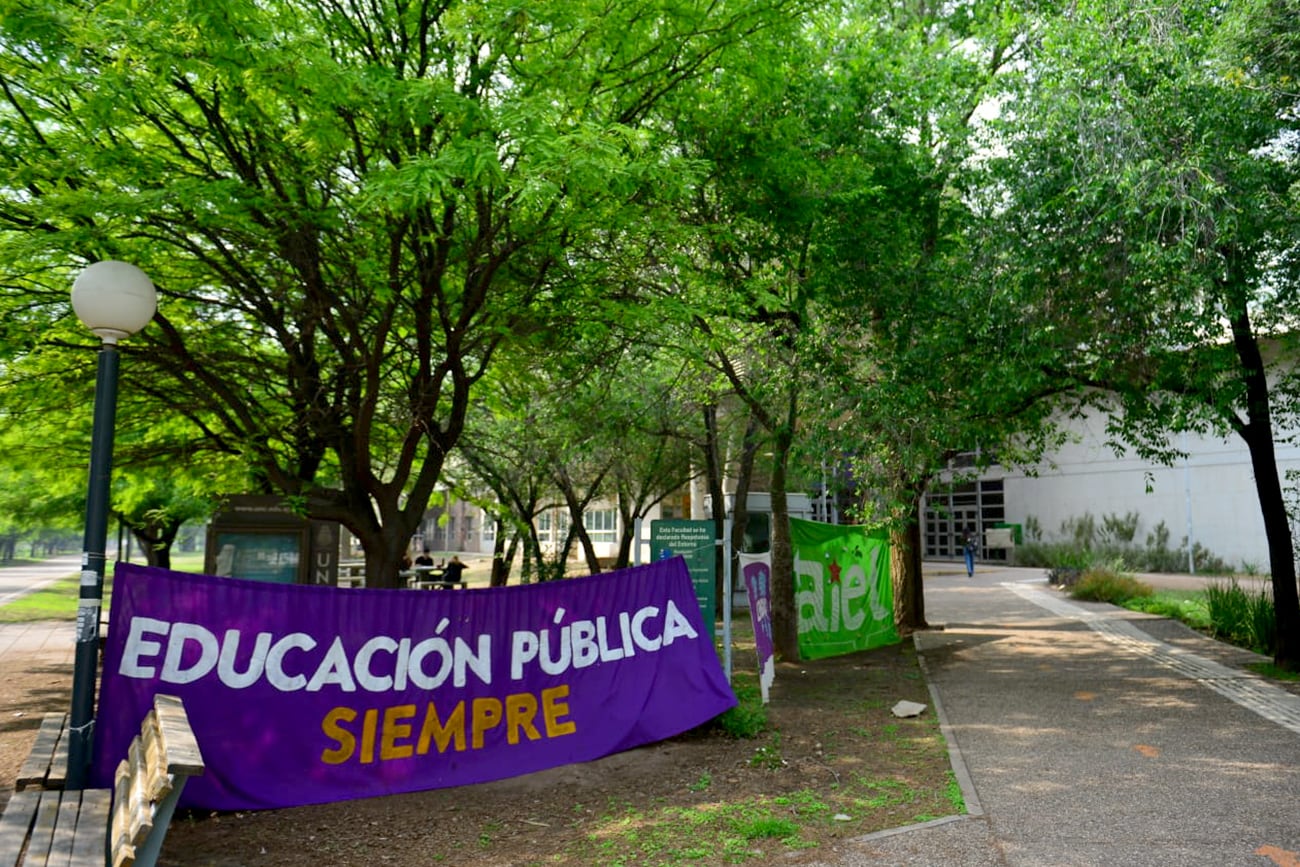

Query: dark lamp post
66,261,156,790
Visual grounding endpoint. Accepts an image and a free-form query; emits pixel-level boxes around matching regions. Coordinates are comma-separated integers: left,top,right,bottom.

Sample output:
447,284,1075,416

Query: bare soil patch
0,633,956,867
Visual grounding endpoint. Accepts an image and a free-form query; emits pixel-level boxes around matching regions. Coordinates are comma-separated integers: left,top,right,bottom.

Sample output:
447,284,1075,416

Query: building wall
414,495,485,556
941,407,1300,571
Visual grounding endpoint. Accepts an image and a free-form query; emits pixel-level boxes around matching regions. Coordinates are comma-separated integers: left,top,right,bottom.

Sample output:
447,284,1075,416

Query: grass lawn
0,573,85,622
1121,589,1212,631
0,554,210,623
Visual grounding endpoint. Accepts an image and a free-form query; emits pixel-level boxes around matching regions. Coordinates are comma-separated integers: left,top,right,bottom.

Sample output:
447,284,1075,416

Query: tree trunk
615,507,636,570
523,524,546,584
890,486,928,633
1241,424,1299,670
1227,301,1300,670
545,528,579,581
558,476,603,576
769,425,799,662
727,414,761,618
490,520,513,587
359,518,420,589
123,517,182,570
701,404,727,625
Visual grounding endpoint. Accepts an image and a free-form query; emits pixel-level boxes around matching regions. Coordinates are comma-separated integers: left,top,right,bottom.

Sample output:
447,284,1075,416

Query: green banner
649,519,716,624
791,519,898,660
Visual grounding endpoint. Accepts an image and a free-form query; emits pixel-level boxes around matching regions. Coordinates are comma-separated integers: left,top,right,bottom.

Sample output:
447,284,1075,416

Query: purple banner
739,554,775,704
93,558,735,811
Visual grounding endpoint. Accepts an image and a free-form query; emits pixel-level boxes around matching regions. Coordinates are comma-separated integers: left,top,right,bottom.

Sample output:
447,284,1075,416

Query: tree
665,0,1056,644
0,295,249,567
0,0,801,587
452,371,562,585
804,0,1073,633
991,0,1300,669
111,475,217,569
453,323,699,582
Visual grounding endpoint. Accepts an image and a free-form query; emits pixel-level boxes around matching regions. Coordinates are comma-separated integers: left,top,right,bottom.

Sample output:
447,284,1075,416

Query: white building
922,406,1300,572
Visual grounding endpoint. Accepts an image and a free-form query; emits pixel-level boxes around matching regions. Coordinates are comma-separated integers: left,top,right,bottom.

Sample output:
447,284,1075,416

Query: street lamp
67,260,156,790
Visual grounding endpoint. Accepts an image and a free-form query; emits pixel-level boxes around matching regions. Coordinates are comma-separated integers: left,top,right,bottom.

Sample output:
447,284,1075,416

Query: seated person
442,556,466,584
414,550,435,567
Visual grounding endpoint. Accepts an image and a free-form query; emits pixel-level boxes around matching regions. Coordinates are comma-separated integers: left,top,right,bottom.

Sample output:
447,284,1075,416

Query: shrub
1017,513,1231,577
1063,513,1098,547
1023,515,1042,542
714,681,768,739
1204,579,1275,654
1190,543,1233,575
1068,568,1153,604
1248,586,1277,655
1100,511,1140,544
1018,542,1095,579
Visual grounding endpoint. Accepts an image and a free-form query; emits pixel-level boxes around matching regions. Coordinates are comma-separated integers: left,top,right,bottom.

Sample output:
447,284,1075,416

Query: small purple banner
739,554,775,703
93,558,735,811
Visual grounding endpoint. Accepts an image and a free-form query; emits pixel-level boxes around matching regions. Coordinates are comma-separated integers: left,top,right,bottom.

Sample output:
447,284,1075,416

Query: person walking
962,526,978,577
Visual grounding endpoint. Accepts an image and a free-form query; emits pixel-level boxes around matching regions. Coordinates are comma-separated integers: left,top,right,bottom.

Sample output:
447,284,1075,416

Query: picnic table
401,566,466,590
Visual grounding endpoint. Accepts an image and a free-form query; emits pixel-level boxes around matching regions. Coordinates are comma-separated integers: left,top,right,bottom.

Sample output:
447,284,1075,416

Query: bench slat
45,792,82,866
151,697,203,775
22,789,61,866
46,726,69,792
0,791,39,867
111,760,133,867
122,739,154,851
15,717,65,793
70,791,111,867
139,717,169,805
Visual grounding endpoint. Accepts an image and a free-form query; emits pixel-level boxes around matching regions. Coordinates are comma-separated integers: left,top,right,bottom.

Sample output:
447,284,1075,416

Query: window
536,509,569,544
584,508,617,544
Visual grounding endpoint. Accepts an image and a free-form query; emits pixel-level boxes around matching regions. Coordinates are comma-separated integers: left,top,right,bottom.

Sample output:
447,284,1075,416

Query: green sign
791,519,898,660
650,519,716,623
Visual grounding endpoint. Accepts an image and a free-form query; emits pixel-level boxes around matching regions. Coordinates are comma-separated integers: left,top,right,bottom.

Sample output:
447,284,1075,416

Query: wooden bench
337,561,367,588
0,694,204,867
407,578,467,590
403,570,466,590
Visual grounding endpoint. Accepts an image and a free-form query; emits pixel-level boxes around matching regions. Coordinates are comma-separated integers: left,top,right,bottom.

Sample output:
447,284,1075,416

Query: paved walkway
0,557,80,668
810,564,1300,867
0,620,74,666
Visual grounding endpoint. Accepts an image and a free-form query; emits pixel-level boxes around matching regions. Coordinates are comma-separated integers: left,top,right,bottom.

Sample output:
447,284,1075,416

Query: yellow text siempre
114,601,700,692
320,685,577,765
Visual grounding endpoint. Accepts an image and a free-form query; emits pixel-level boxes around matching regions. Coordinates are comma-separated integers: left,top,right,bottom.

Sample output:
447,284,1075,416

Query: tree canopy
3,0,1299,669
0,0,803,586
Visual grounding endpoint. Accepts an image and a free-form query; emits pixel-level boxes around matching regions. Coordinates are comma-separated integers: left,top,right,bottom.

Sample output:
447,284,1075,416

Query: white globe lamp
71,260,157,342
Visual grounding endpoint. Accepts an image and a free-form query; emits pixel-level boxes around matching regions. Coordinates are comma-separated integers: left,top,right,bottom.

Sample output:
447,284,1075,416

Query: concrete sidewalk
0,620,74,667
809,565,1300,867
